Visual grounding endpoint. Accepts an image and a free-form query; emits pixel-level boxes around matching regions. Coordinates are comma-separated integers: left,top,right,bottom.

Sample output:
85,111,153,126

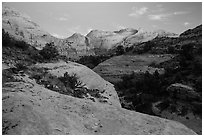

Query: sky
4,2,202,38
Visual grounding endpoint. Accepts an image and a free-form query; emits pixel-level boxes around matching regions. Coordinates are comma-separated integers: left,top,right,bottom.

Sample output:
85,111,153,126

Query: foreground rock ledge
2,62,196,135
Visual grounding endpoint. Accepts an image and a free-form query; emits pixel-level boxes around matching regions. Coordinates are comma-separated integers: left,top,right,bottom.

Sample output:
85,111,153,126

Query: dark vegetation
76,54,113,69
2,29,69,67
28,67,107,101
2,29,109,102
39,42,59,60
115,71,166,115
115,42,202,117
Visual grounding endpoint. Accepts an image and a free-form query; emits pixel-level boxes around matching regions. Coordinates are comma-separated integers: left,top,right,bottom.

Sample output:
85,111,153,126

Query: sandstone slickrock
122,28,178,47
2,67,196,134
86,28,138,50
59,33,95,58
2,5,60,50
34,61,121,107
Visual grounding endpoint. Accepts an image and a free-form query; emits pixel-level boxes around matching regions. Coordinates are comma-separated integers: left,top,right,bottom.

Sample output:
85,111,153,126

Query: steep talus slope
2,61,196,135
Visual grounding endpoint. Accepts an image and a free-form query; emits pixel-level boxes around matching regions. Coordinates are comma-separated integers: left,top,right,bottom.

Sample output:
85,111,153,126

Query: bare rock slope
2,5,92,58
2,61,196,135
2,5,60,49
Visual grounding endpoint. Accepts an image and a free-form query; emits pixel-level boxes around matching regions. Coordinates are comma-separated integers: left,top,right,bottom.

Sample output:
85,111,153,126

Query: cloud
152,4,165,13
51,33,66,39
55,14,70,21
57,17,68,21
173,11,188,15
148,13,171,21
148,11,189,21
129,7,148,17
184,22,190,26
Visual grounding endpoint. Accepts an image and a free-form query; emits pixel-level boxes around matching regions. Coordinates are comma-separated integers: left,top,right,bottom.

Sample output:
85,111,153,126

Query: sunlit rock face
2,62,196,135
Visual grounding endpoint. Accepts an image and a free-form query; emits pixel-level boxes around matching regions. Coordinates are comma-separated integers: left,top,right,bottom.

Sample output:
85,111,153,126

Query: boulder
167,83,201,101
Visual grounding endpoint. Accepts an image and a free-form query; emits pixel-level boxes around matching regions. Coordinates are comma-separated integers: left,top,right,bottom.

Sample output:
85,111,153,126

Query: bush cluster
39,42,59,60
2,29,62,67
76,55,112,69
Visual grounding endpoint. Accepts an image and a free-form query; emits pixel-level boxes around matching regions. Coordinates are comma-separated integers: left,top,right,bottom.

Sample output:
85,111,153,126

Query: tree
180,43,194,60
168,46,175,54
116,45,124,55
40,42,59,60
2,29,11,47
143,41,154,52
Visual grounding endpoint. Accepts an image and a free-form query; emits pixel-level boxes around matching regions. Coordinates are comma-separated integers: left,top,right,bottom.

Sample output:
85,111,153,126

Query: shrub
168,46,175,54
76,55,112,69
143,41,153,52
116,45,125,55
40,42,59,60
15,62,28,71
14,40,29,49
180,43,194,60
58,72,85,90
2,29,11,47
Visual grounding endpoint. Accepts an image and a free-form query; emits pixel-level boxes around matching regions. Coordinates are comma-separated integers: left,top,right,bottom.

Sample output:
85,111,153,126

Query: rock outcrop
59,33,95,58
34,61,121,107
2,62,196,135
2,5,60,50
122,29,178,47
87,28,138,50
167,83,201,102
